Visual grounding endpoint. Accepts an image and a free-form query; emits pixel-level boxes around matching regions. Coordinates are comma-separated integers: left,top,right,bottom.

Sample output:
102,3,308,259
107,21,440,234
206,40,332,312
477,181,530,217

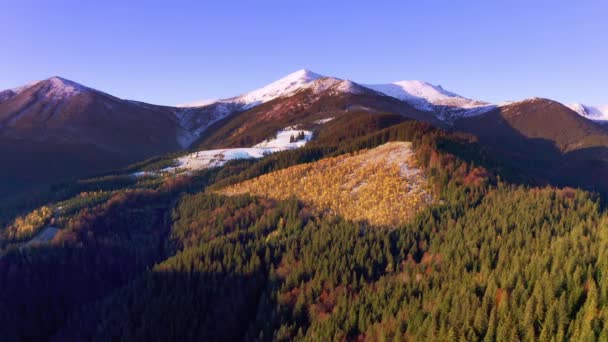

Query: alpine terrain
1,69,608,341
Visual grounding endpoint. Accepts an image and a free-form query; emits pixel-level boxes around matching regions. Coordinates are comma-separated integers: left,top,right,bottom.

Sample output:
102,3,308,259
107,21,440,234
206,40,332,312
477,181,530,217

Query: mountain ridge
1,71,607,198
5,71,604,126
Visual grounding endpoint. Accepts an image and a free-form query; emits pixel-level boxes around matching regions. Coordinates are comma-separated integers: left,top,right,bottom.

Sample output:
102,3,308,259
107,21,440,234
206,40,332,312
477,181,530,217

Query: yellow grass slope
219,142,431,226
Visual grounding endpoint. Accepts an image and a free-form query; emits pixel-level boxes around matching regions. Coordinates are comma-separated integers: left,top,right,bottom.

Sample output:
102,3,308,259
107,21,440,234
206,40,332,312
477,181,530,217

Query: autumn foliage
3,205,52,241
220,142,431,226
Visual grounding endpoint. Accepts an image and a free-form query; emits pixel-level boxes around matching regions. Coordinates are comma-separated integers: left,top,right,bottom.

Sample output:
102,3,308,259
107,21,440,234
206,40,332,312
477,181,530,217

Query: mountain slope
0,77,205,197
457,98,608,152
0,77,190,148
455,97,608,192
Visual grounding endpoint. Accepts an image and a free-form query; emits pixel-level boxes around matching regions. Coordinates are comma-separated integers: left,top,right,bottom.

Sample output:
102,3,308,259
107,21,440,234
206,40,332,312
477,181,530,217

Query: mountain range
1,69,607,197
3,69,608,341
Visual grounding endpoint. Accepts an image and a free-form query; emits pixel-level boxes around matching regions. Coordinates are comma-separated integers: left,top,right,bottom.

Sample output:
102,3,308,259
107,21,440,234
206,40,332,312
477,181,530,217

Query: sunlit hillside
219,142,431,226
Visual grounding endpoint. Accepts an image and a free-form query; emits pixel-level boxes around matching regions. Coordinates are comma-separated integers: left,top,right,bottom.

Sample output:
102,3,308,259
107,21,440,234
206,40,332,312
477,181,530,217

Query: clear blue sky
1,0,606,106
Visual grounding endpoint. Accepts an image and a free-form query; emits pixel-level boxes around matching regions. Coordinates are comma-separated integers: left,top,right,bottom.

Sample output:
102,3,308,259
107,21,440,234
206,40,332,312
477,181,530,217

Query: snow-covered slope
169,126,312,172
39,76,91,100
253,126,313,149
364,80,496,121
567,103,608,122
135,126,314,176
0,76,194,152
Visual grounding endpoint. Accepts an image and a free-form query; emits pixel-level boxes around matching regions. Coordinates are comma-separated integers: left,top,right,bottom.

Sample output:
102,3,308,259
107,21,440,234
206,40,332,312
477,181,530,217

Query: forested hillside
1,114,608,341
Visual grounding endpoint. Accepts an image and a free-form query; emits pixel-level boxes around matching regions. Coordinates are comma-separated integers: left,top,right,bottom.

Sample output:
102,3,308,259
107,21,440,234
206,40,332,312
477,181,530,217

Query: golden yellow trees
219,142,431,226
4,206,53,240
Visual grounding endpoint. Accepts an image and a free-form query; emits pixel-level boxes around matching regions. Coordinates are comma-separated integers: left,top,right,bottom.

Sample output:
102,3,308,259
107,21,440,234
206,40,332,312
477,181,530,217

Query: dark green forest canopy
1,116,607,341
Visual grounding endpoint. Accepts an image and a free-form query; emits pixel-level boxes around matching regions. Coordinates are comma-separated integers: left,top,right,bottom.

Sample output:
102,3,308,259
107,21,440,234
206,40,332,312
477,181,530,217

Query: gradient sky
1,0,606,106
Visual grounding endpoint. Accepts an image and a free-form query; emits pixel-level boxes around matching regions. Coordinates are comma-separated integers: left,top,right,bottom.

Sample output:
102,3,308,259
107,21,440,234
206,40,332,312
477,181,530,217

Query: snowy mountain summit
234,69,323,109
365,80,497,121
35,76,96,101
180,69,323,109
0,76,106,105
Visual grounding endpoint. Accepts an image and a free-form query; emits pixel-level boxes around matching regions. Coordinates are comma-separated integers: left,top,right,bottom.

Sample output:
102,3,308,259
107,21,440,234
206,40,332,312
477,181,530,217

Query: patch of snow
140,126,314,175
253,128,313,149
175,148,267,170
314,117,334,124
27,226,59,245
164,148,273,173
568,103,608,121
300,78,367,97
132,171,156,178
177,99,217,108
43,76,89,100
333,80,363,94
365,81,453,109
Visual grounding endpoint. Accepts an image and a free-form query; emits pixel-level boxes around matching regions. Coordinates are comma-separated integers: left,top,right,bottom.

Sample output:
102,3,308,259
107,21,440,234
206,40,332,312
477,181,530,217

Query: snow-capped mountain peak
232,69,323,109
567,103,608,122
0,76,93,103
41,76,90,100
363,80,496,122
370,80,457,102
365,80,491,110
180,69,324,109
